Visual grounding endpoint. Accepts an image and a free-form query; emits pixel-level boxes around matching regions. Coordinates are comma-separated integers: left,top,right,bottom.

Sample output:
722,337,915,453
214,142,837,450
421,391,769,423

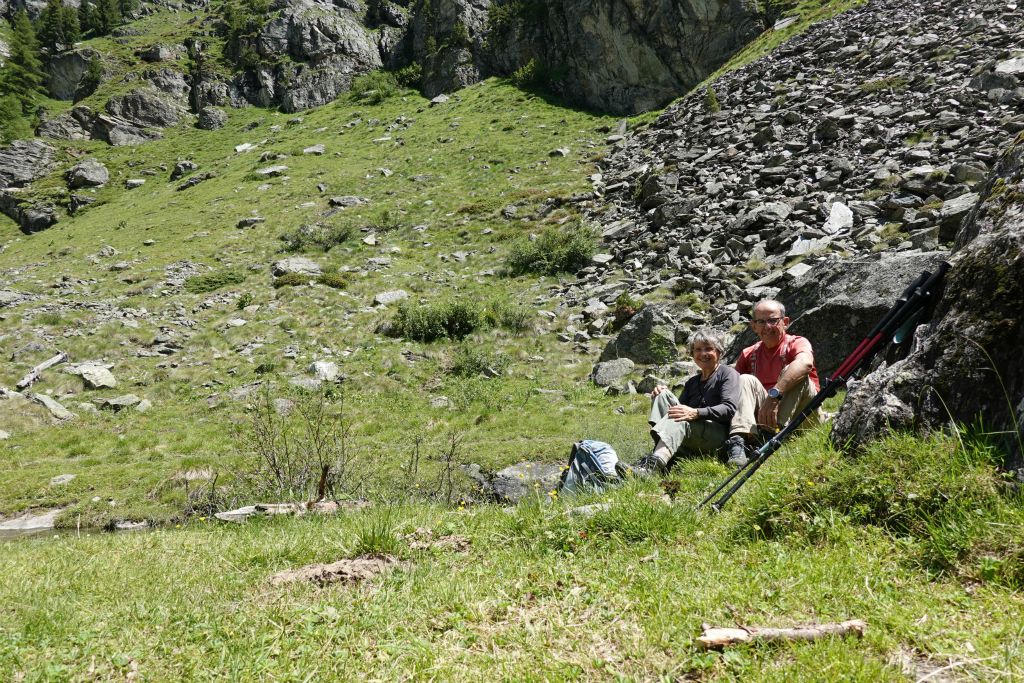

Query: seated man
731,299,820,444
634,329,744,476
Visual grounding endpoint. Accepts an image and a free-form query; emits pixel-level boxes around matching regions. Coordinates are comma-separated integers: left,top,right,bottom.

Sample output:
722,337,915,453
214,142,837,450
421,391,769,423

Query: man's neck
761,333,787,351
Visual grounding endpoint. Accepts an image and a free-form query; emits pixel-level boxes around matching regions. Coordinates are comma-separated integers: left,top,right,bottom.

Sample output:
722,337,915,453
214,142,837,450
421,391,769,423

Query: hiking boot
725,435,749,468
631,453,667,477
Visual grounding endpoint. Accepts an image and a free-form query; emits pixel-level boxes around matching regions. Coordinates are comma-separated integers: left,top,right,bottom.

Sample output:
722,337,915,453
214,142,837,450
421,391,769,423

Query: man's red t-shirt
734,333,820,392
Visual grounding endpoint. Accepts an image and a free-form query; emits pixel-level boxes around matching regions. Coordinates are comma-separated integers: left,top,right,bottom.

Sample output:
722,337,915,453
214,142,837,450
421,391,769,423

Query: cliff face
484,0,763,114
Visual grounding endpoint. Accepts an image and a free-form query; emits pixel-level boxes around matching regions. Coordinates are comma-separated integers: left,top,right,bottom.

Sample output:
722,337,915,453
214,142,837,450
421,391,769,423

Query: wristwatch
767,387,783,400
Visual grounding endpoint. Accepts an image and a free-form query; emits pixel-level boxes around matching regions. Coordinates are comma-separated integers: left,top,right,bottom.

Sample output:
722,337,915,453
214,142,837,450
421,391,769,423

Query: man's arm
775,350,814,394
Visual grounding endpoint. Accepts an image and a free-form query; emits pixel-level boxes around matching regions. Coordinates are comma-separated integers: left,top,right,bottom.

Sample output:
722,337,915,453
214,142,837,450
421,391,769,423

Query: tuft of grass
279,223,353,252
272,272,315,288
859,75,908,92
447,344,510,378
506,223,596,276
389,299,484,342
352,508,402,555
184,269,247,294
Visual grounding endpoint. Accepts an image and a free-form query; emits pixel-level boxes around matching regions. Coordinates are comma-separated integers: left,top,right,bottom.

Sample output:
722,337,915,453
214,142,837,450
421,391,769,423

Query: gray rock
27,393,75,421
139,43,179,62
125,179,146,189
0,430,9,440
105,88,184,128
197,106,228,130
938,193,979,241
600,304,679,365
0,508,63,533
832,137,1024,469
0,289,26,307
46,48,103,101
995,57,1024,76
50,474,76,486
592,358,636,387
823,201,854,234
271,257,321,276
37,114,92,140
170,160,198,180
0,140,57,188
309,360,340,381
97,394,142,412
79,364,117,389
329,195,369,207
373,290,409,306
256,165,289,177
303,144,325,155
65,159,109,188
486,462,563,504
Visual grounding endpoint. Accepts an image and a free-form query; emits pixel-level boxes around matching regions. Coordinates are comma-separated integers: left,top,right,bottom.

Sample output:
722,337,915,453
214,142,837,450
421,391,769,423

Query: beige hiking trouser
730,373,819,438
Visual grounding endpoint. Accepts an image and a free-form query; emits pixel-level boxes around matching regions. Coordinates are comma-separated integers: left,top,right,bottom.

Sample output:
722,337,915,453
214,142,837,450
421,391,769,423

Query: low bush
506,223,596,276
611,292,644,330
448,345,509,378
484,297,532,334
279,223,352,252
350,71,398,104
273,272,314,288
184,269,247,294
389,299,484,342
317,273,348,289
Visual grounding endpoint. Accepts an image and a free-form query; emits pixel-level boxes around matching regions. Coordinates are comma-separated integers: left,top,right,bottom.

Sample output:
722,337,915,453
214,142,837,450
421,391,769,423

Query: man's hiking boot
725,435,749,468
631,453,667,477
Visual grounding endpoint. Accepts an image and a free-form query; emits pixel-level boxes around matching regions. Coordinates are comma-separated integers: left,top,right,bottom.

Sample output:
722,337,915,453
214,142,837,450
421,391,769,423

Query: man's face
751,303,789,348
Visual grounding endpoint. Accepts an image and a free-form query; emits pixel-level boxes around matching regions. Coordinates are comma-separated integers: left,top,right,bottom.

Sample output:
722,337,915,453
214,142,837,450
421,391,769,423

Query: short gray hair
689,328,725,355
753,299,786,318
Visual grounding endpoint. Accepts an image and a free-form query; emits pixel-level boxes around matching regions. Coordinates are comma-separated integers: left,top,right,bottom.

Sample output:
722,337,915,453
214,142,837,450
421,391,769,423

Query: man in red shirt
731,299,821,443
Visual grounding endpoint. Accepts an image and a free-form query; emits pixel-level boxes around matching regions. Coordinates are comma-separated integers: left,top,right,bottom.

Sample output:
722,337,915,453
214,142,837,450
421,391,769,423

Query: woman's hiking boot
631,453,668,477
725,435,749,468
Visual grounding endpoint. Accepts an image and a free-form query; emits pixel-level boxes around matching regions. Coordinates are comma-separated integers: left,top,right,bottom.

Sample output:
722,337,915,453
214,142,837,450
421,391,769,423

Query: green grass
1,431,1022,680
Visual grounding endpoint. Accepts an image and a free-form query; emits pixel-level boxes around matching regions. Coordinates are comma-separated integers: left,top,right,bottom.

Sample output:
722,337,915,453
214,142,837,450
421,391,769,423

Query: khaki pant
648,390,728,467
730,373,819,438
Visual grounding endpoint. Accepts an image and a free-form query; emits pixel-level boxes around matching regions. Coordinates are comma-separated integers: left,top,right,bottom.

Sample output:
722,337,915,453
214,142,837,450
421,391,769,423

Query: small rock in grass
50,474,76,485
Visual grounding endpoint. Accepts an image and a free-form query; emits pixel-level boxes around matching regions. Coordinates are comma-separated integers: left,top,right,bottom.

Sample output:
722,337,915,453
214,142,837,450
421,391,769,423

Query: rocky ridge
554,0,1023,372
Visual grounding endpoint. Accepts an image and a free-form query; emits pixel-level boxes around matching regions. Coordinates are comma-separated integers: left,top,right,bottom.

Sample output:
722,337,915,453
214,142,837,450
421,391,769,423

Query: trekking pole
698,263,949,512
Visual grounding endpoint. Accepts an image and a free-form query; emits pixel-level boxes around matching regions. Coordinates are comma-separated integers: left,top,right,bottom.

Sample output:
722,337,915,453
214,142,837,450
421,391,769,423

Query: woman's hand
667,404,699,422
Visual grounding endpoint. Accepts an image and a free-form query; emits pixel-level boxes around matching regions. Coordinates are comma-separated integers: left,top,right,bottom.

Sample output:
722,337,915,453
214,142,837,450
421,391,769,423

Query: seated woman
633,329,747,476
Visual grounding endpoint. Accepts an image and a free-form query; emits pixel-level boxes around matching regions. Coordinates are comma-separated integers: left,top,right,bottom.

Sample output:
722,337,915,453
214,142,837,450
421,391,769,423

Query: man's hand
667,404,699,422
757,397,779,430
650,384,669,398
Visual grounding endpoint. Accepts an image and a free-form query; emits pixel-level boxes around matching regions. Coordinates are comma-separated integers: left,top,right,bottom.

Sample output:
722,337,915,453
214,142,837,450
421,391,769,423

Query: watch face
768,388,781,399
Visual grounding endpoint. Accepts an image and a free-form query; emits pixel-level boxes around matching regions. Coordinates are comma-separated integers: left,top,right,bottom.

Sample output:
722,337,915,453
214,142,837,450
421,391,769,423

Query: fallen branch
697,619,867,649
16,352,69,390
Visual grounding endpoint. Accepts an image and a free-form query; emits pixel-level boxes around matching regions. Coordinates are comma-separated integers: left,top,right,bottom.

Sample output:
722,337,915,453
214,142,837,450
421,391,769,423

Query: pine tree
79,0,98,36
37,0,81,53
0,11,47,117
95,0,121,35
0,95,34,143
118,0,138,18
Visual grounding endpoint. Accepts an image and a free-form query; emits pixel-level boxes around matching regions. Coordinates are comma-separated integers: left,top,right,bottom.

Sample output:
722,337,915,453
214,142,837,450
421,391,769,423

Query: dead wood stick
15,352,69,390
697,619,867,649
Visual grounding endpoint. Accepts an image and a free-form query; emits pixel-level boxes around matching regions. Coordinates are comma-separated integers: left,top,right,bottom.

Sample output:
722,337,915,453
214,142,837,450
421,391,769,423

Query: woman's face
691,341,721,373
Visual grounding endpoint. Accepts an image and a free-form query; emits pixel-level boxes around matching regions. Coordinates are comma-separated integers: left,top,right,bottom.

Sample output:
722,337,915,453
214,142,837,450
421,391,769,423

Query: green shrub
448,345,509,378
353,509,401,556
316,273,347,289
611,291,643,330
279,223,352,252
36,311,63,326
184,269,246,294
350,70,398,104
510,58,543,88
704,86,721,113
393,62,422,89
506,223,596,276
272,272,314,288
389,299,484,342
485,298,532,334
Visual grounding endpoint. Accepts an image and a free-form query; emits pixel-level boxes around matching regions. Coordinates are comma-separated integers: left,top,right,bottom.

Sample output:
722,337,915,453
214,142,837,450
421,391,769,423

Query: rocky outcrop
485,0,762,114
734,251,950,375
554,0,1023,356
832,134,1024,469
0,139,57,188
37,113,92,140
229,0,383,112
46,48,103,101
66,159,109,188
105,87,187,128
0,190,59,233
408,0,491,98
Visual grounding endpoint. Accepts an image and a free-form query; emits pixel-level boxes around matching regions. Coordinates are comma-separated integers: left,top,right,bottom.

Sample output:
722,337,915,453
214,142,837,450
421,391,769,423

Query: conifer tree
0,11,47,117
95,0,121,35
37,0,81,53
79,0,98,36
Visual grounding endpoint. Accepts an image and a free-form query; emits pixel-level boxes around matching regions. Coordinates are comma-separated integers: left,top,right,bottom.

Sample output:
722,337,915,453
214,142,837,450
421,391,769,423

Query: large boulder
599,304,680,365
0,190,59,233
46,48,103,101
65,159,109,188
105,88,185,128
0,140,57,188
832,135,1024,469
37,113,92,140
737,251,950,376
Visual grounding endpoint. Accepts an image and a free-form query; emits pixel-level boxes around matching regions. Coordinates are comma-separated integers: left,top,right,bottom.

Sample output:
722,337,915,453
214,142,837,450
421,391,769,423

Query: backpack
558,440,630,495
